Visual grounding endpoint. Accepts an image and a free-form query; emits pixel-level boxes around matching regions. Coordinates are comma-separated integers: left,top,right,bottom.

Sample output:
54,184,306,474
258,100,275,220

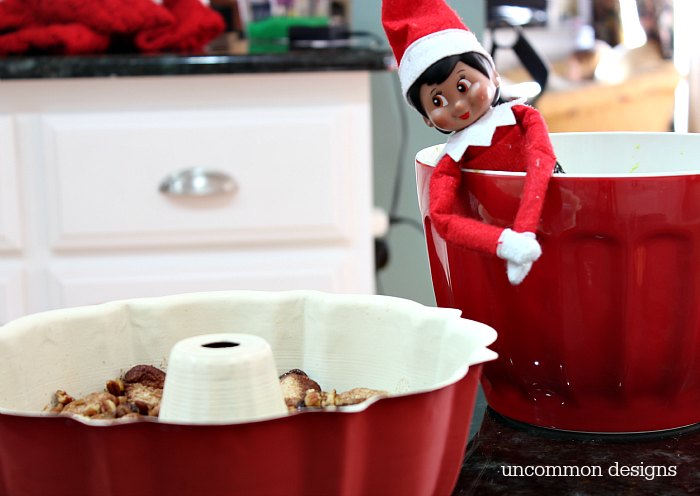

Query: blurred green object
248,16,329,53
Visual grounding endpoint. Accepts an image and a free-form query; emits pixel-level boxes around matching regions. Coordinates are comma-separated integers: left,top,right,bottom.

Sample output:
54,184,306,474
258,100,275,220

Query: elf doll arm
502,105,557,283
429,106,556,284
429,153,541,269
512,105,557,233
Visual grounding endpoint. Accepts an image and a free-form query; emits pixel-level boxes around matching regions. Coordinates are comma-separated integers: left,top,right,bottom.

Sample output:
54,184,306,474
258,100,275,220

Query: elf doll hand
496,229,541,265
506,261,533,285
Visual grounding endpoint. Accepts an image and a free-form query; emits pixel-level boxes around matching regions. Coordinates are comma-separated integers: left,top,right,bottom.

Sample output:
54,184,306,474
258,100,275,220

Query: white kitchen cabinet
0,267,24,324
0,115,22,253
47,248,359,308
0,72,375,322
0,116,25,323
41,106,362,250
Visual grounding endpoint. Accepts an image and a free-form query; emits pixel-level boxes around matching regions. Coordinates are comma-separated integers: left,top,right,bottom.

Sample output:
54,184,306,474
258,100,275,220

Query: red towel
136,0,226,53
0,0,224,55
0,24,109,55
0,0,33,32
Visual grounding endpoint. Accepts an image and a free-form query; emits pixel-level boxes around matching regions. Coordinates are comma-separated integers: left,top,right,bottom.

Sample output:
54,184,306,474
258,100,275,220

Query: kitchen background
1,1,697,491
0,0,695,315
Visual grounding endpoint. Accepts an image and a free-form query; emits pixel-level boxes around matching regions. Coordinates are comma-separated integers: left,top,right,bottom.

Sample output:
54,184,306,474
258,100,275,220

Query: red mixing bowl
0,290,496,496
416,132,700,433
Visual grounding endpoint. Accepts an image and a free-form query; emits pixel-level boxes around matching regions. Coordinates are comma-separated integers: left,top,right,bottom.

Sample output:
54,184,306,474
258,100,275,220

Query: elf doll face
419,61,499,133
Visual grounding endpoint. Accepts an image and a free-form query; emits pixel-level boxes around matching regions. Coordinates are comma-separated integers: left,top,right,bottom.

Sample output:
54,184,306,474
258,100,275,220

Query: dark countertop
454,408,700,495
0,47,392,80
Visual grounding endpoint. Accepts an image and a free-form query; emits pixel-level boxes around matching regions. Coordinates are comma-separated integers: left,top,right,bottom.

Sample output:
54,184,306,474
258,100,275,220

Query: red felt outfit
381,0,556,283
429,104,556,256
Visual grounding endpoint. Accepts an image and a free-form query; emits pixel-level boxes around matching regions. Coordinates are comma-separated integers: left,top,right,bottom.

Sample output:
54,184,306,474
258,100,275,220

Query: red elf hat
382,0,495,105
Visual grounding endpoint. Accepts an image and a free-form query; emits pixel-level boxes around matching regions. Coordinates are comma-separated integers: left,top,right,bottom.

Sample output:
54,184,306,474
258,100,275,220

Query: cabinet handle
159,167,238,197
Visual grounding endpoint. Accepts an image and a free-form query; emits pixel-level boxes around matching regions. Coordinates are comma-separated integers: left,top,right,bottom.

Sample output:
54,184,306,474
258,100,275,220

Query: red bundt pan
0,290,496,495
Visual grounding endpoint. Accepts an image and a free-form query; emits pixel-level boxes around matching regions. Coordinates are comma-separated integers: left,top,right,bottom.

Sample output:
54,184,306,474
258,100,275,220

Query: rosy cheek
486,83,495,102
469,82,489,103
431,111,452,130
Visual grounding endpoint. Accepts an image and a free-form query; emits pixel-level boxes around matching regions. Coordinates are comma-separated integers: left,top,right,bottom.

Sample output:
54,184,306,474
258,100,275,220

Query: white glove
496,229,541,265
507,261,533,285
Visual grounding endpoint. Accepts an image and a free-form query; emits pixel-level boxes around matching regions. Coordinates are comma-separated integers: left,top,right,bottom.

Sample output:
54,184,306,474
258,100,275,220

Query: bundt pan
0,290,496,496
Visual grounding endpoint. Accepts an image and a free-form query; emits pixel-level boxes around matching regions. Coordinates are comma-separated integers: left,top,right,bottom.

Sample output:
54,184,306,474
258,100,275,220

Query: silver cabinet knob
159,167,238,197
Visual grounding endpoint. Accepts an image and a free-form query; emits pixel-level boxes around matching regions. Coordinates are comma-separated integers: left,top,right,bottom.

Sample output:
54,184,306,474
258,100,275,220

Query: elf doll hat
382,0,495,106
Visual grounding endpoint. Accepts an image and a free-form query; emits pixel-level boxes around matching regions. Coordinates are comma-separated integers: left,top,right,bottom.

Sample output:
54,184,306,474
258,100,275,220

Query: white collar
440,98,526,162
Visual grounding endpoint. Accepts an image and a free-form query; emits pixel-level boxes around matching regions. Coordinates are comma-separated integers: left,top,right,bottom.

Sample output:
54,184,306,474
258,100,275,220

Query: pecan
303,389,336,408
303,389,322,408
125,383,162,416
303,387,387,408
115,403,139,418
82,403,100,417
324,389,337,407
106,379,125,397
54,390,74,407
132,400,150,415
61,392,118,418
101,398,117,414
123,365,166,389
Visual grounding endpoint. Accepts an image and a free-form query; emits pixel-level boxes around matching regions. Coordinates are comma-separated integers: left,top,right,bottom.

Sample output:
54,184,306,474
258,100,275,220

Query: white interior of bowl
0,291,497,420
416,132,700,177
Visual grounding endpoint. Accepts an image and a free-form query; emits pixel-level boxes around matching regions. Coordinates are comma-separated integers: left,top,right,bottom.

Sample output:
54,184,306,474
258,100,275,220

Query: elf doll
382,0,558,285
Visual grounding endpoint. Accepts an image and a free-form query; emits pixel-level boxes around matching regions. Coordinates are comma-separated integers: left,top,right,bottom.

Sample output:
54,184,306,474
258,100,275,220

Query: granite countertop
0,46,392,80
454,408,700,495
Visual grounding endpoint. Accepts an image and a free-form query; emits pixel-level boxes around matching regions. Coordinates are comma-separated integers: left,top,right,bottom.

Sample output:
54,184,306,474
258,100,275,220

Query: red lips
459,112,470,120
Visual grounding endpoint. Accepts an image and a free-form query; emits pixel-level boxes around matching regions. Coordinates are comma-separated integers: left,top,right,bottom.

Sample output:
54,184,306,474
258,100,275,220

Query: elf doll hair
407,51,500,119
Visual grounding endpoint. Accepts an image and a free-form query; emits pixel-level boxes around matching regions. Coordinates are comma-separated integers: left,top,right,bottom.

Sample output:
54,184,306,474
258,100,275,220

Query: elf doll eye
457,79,472,93
432,94,448,107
